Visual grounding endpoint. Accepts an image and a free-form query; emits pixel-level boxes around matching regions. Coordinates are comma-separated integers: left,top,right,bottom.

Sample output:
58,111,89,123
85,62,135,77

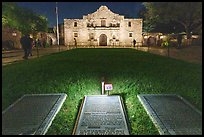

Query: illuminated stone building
64,5,143,47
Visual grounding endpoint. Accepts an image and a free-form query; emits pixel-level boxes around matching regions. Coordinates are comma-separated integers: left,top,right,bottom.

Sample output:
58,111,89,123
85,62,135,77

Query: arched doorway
99,34,107,46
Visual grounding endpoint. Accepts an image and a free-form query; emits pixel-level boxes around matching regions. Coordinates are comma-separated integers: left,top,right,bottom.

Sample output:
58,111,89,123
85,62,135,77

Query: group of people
20,34,45,59
20,34,182,59
139,34,182,48
177,34,182,48
20,34,34,59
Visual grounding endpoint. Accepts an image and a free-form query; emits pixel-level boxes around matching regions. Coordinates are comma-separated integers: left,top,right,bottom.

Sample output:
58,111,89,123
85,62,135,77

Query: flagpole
56,2,60,51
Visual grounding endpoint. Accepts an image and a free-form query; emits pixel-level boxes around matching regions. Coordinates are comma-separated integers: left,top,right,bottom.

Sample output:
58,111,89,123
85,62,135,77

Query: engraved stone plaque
137,94,202,135
73,95,130,135
2,93,67,135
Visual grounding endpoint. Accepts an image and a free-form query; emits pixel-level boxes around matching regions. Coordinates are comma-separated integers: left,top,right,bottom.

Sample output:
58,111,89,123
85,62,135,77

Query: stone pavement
137,94,202,135
135,46,202,64
2,45,69,66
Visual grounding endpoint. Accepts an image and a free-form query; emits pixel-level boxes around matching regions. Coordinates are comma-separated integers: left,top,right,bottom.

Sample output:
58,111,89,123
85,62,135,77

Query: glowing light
144,36,148,39
12,32,17,36
102,81,104,95
160,36,164,39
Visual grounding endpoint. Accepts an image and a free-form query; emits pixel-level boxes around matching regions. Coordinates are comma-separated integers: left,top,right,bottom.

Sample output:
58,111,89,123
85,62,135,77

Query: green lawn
2,48,202,135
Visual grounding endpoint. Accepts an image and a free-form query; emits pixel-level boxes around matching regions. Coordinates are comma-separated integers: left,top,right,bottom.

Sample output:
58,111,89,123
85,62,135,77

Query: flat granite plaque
2,93,67,135
137,94,202,135
73,95,130,135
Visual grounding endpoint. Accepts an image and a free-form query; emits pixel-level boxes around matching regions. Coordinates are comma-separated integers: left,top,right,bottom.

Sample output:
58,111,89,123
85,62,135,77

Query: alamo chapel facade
64,5,143,47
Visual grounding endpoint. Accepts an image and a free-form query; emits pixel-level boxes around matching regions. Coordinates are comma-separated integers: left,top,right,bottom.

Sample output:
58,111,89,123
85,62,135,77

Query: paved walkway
2,45,202,66
135,46,202,64
2,46,69,66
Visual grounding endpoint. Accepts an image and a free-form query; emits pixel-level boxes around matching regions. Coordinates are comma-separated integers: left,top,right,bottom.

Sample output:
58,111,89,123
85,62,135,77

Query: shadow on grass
72,97,84,134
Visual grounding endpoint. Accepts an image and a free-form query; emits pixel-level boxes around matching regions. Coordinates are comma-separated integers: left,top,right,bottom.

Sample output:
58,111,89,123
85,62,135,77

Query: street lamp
56,2,60,51
101,77,105,95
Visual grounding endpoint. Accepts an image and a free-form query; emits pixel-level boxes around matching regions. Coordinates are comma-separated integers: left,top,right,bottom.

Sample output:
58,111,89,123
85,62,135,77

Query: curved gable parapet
83,5,124,21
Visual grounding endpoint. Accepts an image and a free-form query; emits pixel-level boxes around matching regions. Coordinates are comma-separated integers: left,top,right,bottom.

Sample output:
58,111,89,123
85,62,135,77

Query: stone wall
2,27,22,50
64,6,143,47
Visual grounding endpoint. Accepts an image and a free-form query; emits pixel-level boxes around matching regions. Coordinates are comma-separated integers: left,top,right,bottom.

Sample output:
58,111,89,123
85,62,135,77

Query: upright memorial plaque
73,95,130,135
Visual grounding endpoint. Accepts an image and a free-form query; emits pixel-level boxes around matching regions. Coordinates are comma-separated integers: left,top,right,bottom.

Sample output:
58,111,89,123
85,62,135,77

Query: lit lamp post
56,2,60,51
147,36,150,52
102,81,105,95
12,32,16,49
101,77,105,95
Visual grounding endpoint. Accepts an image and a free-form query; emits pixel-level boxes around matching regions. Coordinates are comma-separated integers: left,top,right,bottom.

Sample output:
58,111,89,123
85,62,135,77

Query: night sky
15,2,144,28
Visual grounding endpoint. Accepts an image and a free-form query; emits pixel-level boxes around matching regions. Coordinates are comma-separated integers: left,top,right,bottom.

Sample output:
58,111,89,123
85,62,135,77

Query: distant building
2,27,22,50
63,5,143,47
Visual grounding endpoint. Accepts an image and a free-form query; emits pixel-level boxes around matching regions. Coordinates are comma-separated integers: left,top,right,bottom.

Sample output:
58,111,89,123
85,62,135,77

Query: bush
161,41,169,47
46,42,50,47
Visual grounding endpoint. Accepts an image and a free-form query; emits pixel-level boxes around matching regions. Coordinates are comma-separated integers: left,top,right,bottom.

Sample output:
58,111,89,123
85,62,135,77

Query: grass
2,48,202,135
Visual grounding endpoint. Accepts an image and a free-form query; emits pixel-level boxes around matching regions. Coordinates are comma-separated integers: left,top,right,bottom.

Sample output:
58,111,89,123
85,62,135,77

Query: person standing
20,34,32,59
177,34,182,49
74,38,77,48
42,39,46,48
20,34,29,59
37,39,41,47
147,37,150,47
28,37,34,56
133,39,136,48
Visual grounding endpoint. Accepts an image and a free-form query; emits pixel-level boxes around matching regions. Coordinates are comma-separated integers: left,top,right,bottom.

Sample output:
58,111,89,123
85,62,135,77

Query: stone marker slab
2,93,67,135
137,94,202,135
73,95,130,135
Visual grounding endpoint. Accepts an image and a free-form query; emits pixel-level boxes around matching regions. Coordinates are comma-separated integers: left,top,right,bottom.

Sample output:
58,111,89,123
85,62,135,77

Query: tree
138,3,159,32
153,21,185,34
142,2,202,38
2,2,48,37
2,2,21,30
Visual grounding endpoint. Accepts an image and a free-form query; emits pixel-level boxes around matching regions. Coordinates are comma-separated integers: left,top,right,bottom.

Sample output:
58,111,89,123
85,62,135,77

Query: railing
65,42,143,49
87,25,120,28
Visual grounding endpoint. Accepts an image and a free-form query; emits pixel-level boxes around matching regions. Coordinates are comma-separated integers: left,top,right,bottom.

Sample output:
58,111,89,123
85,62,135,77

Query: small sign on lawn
105,84,113,91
